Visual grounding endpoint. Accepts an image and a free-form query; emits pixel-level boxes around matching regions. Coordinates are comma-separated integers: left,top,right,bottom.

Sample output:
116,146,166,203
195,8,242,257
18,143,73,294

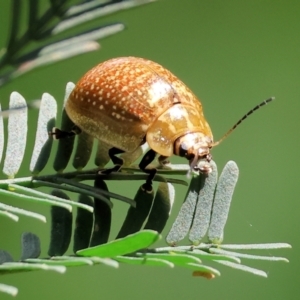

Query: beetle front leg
101,147,124,174
139,149,157,192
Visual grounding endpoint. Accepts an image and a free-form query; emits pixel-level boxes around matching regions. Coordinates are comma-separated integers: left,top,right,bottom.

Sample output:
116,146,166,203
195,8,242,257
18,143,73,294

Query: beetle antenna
212,97,275,147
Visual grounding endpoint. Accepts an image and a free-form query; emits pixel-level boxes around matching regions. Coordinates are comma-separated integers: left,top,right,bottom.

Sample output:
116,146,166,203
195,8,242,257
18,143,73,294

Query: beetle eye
177,144,186,157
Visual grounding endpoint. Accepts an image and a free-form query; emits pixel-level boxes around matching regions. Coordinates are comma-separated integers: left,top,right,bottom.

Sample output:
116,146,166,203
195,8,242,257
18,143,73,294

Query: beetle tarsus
100,164,122,175
98,147,124,175
141,182,153,193
50,126,81,140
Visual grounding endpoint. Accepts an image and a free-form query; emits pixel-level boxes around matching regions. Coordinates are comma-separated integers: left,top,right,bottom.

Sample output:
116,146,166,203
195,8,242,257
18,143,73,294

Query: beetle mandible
61,57,273,190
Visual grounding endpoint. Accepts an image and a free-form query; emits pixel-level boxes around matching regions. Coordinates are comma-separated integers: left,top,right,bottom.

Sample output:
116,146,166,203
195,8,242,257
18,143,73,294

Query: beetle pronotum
53,57,274,190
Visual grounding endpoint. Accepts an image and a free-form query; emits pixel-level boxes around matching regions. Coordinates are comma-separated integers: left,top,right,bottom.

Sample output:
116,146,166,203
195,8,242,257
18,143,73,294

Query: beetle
55,57,273,190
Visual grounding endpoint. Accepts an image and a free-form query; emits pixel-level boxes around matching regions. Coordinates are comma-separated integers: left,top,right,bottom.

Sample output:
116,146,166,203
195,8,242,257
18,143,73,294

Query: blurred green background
0,0,299,299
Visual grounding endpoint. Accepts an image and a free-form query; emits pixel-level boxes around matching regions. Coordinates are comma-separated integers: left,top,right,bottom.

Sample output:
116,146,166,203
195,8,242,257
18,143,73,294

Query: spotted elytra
55,57,274,191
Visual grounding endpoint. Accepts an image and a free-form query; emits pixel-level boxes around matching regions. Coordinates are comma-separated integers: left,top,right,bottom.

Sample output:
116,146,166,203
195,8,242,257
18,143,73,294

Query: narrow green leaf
94,140,110,167
42,24,124,56
0,250,14,263
46,177,114,208
26,257,94,267
138,252,202,266
209,248,289,262
144,182,174,233
188,249,241,263
208,161,239,244
116,187,154,239
8,183,93,212
28,0,38,36
73,131,94,170
3,92,27,178
153,245,193,253
4,186,72,211
21,232,41,260
30,93,57,174
214,260,267,277
220,243,292,250
77,230,160,258
73,194,94,253
0,209,19,222
53,0,155,34
64,82,75,102
189,160,218,245
88,257,119,268
115,256,174,267
13,41,99,82
52,82,75,172
48,174,137,208
0,104,4,163
6,0,21,54
166,174,201,245
0,283,18,296
0,262,66,274
163,164,190,171
90,179,111,247
66,0,120,16
48,190,72,257
0,202,46,222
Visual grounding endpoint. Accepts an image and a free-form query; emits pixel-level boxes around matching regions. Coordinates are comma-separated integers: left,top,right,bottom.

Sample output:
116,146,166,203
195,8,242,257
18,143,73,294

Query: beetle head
174,132,213,174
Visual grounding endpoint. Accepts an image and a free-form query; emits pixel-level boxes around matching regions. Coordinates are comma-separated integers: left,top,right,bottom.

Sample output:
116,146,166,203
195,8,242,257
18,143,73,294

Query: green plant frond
0,0,156,87
0,1,291,292
0,230,290,287
54,0,156,34
0,86,291,285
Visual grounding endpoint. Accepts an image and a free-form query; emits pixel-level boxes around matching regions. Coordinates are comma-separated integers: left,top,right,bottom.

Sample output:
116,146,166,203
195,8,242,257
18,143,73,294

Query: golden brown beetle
58,57,273,190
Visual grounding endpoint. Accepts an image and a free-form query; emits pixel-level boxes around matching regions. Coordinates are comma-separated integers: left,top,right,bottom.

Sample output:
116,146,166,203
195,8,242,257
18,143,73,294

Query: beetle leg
139,149,157,192
50,126,81,140
101,147,124,174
